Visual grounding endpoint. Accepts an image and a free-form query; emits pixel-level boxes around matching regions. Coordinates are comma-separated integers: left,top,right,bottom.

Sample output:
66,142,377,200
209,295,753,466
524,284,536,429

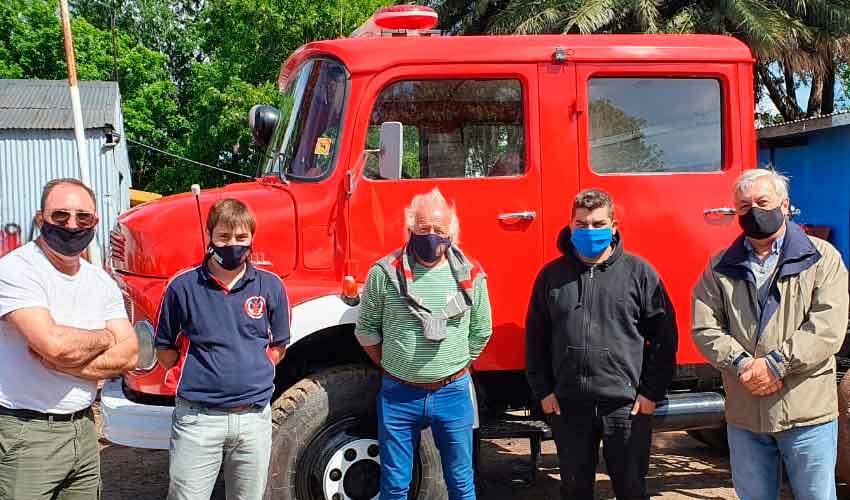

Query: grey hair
404,188,460,241
734,168,789,200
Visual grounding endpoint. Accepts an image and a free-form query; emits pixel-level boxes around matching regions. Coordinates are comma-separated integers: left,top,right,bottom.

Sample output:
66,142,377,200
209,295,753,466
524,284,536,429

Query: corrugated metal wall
0,128,131,262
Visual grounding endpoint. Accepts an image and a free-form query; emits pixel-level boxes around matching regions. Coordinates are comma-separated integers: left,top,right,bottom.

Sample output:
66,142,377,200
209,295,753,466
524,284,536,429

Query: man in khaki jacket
693,169,848,500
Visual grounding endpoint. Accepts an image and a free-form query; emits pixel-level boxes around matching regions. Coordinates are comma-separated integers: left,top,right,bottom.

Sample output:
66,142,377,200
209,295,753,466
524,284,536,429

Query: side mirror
249,105,281,147
378,121,403,180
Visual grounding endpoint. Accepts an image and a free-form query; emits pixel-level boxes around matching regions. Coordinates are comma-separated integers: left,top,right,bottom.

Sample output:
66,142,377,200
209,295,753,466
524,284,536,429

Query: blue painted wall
758,126,850,264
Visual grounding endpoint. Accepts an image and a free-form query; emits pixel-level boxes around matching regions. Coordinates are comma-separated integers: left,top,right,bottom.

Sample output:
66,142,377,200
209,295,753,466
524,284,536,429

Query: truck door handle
499,211,537,221
703,207,737,216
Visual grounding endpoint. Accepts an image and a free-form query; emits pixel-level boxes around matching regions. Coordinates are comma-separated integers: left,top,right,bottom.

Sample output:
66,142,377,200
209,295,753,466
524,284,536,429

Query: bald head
41,178,96,213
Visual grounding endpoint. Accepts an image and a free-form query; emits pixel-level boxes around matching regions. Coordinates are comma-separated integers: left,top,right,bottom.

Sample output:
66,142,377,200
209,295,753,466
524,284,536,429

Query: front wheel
265,365,447,500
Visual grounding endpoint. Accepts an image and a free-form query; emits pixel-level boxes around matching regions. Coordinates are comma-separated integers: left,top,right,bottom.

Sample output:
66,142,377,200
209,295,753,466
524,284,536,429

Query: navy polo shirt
154,262,290,408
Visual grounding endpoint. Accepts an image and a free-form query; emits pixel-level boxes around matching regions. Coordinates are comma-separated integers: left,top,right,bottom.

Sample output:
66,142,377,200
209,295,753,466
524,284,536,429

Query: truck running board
475,392,726,483
653,392,726,432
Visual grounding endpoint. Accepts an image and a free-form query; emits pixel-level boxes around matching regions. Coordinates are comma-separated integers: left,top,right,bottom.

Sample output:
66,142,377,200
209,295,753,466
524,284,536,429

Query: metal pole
59,0,102,265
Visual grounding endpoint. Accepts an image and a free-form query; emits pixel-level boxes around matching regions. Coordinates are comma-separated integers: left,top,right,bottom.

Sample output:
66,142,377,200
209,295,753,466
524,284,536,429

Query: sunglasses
47,209,98,229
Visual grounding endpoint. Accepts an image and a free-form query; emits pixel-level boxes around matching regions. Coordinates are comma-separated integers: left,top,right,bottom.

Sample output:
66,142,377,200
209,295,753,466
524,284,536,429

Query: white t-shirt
0,242,127,413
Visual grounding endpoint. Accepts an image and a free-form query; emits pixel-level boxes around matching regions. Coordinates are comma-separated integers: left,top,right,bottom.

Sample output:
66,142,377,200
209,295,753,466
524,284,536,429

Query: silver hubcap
322,438,381,500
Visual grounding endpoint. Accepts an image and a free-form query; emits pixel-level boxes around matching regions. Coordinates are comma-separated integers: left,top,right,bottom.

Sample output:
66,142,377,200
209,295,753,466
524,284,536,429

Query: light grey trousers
167,398,272,500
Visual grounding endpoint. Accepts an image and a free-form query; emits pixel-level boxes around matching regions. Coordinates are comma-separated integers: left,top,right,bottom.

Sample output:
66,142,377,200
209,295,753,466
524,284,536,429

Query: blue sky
757,79,849,119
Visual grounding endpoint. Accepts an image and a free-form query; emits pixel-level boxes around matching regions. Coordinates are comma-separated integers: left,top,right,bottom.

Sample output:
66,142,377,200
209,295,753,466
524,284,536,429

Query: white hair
404,188,460,241
734,168,789,200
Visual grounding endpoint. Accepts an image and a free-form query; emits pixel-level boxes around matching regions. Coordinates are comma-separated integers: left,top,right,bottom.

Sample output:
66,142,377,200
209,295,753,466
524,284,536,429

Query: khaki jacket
692,222,849,434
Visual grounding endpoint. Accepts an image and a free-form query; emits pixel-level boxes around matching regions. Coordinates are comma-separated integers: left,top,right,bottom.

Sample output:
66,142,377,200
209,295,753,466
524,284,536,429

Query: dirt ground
95,405,848,499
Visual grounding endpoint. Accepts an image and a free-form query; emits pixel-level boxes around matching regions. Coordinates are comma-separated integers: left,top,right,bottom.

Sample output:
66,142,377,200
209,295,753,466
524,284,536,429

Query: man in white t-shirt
0,178,138,500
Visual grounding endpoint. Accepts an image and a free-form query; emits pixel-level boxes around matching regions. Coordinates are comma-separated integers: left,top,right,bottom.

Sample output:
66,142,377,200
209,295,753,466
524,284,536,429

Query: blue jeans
728,420,838,500
167,398,272,500
377,374,476,500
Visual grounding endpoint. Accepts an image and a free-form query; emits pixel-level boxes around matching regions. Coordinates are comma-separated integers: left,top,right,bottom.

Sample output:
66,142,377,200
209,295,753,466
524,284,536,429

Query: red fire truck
103,6,770,498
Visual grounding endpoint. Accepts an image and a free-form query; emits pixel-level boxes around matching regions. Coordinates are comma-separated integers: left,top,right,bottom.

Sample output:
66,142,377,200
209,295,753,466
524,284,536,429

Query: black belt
0,405,92,422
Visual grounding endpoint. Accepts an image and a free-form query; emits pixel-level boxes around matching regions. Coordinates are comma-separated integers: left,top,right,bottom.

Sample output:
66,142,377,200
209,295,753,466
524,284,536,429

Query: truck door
541,62,749,366
348,64,543,372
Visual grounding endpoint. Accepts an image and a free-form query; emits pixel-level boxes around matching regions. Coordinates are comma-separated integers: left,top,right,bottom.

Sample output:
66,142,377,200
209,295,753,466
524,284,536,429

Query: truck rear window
364,79,525,180
588,78,722,174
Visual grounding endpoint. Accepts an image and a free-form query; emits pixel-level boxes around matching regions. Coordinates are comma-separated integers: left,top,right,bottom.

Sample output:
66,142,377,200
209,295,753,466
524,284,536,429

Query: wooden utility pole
59,0,102,265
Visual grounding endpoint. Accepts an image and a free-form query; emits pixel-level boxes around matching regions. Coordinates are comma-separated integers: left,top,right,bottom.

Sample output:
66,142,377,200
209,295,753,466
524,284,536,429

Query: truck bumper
101,378,173,450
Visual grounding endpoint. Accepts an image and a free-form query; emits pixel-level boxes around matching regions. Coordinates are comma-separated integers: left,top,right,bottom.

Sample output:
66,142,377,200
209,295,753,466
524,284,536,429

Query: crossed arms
5,307,139,380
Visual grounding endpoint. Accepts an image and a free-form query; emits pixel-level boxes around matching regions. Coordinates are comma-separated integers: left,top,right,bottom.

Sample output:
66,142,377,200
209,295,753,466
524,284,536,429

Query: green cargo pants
0,410,100,500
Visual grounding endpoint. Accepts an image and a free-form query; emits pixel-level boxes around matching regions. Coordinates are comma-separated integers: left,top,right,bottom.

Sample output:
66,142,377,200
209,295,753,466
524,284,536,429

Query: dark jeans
0,410,100,500
550,402,652,500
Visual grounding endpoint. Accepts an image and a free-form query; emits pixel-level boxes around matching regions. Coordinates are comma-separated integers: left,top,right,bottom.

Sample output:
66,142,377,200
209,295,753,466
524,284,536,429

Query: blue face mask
570,227,613,259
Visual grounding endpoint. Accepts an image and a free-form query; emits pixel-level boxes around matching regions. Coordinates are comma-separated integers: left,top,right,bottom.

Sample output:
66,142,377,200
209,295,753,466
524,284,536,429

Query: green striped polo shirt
355,260,493,383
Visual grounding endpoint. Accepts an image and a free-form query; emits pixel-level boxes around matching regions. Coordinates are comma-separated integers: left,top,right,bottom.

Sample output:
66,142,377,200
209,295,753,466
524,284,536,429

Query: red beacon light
351,5,440,38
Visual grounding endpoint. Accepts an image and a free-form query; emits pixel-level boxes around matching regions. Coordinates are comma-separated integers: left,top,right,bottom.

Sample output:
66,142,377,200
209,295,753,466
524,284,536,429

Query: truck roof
282,34,754,83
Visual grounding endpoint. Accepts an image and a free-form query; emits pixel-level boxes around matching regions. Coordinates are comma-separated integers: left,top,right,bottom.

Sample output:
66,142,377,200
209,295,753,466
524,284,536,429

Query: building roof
0,79,119,130
757,110,850,140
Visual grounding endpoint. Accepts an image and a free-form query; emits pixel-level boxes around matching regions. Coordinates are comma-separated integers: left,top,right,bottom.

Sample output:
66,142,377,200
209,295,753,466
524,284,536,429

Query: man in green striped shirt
355,187,492,500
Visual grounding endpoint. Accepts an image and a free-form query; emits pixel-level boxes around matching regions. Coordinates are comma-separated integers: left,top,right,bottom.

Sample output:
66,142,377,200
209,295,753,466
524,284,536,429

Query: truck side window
364,79,525,180
588,78,722,174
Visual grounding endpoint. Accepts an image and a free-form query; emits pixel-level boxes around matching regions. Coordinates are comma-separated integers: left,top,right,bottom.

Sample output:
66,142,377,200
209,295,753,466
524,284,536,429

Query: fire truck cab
103,7,758,499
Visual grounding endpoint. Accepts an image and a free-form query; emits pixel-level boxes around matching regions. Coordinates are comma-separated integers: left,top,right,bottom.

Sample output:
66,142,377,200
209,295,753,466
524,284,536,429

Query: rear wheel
266,365,446,500
686,428,729,450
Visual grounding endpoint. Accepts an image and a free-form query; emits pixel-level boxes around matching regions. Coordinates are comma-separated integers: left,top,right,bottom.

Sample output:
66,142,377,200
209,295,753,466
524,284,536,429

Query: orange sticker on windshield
315,137,333,156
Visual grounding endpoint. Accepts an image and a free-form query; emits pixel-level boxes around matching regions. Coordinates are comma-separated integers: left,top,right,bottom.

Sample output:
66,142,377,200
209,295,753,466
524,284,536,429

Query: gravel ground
95,404,848,499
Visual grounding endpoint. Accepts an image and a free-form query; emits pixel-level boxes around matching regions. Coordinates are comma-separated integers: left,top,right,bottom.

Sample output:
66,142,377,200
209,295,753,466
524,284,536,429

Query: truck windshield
263,59,348,180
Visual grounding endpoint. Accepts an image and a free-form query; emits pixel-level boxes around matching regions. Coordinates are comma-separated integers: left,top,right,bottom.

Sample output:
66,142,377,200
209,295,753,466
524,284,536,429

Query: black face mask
409,233,451,263
209,243,251,270
40,221,95,256
739,206,786,240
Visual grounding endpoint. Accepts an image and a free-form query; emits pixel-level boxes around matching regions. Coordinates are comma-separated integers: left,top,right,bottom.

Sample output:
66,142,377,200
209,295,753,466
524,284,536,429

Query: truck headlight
132,320,157,372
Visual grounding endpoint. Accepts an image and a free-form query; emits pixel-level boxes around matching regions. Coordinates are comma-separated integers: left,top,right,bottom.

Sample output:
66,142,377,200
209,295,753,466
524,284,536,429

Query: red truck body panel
116,33,756,397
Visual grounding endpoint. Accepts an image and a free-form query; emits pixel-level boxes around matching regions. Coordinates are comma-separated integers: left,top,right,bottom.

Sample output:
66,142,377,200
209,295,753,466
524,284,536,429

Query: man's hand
156,348,180,370
541,393,561,415
631,394,657,416
362,344,382,368
740,357,783,396
267,345,286,365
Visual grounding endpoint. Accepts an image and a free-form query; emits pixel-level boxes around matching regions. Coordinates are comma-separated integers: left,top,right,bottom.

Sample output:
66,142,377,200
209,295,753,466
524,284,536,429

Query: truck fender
289,295,360,346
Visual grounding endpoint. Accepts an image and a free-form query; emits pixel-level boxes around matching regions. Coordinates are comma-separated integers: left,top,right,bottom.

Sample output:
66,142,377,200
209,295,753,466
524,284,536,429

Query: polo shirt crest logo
244,296,266,319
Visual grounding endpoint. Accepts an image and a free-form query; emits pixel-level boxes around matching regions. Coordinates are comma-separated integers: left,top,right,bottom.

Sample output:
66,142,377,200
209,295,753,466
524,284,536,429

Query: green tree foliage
426,0,850,122
200,0,391,85
1,0,390,194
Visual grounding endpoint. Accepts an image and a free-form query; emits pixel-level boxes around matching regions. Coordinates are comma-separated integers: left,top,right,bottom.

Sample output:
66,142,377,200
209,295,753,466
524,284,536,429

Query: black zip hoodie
525,227,678,405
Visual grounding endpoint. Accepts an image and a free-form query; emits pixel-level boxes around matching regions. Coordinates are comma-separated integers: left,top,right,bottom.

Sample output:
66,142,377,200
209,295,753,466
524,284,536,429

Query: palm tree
427,0,850,122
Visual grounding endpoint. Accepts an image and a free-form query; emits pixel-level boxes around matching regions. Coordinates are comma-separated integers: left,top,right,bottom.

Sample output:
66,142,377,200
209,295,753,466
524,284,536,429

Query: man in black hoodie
525,189,678,500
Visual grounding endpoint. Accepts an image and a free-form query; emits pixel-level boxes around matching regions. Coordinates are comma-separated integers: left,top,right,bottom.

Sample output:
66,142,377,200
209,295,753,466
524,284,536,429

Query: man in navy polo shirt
155,199,289,500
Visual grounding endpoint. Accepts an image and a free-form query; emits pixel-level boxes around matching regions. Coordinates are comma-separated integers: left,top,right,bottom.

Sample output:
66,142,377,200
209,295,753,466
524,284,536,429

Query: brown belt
383,368,468,391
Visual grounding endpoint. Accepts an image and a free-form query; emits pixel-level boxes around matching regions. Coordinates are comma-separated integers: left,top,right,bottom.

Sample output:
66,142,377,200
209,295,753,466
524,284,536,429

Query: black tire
687,428,729,450
265,365,447,500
